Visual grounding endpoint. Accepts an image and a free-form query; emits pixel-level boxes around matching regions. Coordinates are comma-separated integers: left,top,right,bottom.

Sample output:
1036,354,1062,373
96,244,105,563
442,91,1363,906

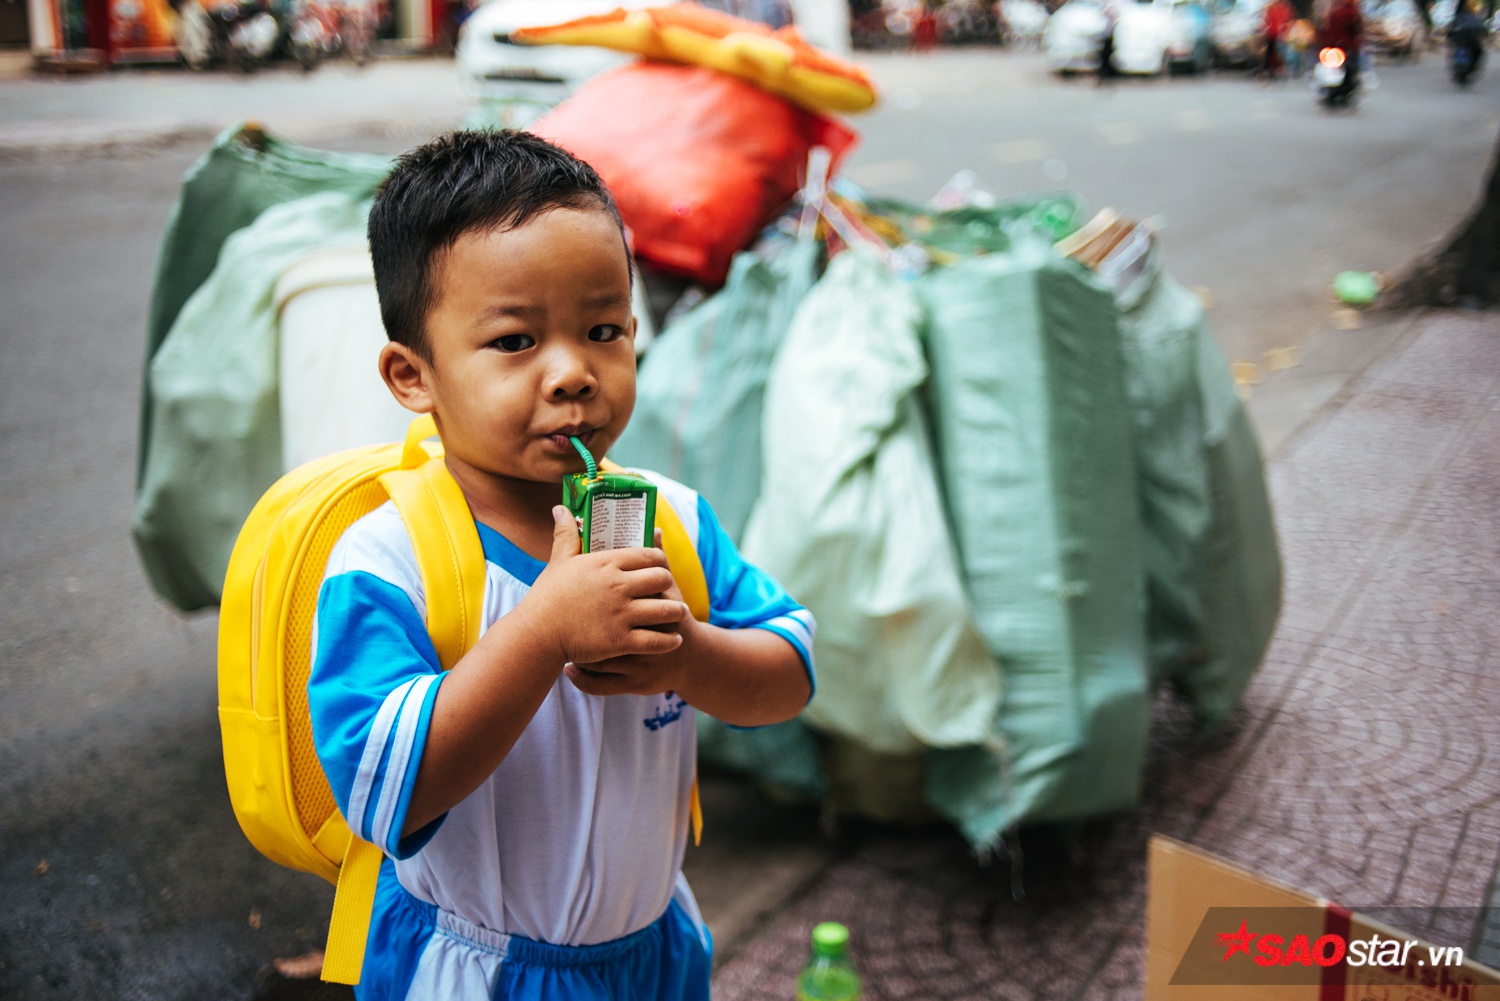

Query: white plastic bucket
274,245,413,472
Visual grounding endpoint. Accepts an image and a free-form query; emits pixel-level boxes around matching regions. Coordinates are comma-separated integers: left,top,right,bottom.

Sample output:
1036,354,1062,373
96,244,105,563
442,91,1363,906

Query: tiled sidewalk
710,311,1500,1001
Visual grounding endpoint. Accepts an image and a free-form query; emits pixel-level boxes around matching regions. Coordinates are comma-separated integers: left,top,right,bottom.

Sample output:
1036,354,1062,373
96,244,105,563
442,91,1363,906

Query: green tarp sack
917,237,1151,847
1113,238,1281,728
139,125,391,489
742,249,1003,760
609,235,826,795
133,192,375,611
611,235,820,544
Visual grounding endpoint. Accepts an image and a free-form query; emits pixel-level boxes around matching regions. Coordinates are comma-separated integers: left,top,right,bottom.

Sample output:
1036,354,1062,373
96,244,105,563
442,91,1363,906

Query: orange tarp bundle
512,3,879,114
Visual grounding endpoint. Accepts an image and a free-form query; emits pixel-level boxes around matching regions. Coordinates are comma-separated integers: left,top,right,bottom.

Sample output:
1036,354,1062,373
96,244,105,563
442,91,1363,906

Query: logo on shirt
644,692,687,732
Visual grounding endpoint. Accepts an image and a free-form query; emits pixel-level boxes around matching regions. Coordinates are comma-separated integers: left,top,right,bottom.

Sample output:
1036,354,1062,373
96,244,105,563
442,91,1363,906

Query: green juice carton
562,436,656,552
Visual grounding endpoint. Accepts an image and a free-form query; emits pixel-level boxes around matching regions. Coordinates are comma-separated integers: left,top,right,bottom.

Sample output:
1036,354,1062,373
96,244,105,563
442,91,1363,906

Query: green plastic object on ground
139,125,392,489
1114,239,1282,729
1333,270,1380,306
917,236,1151,845
611,235,820,544
796,922,861,1001
133,192,375,611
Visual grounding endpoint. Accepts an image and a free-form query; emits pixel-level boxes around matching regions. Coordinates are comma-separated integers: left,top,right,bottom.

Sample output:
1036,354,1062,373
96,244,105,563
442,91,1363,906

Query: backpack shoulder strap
322,416,487,986
379,421,487,669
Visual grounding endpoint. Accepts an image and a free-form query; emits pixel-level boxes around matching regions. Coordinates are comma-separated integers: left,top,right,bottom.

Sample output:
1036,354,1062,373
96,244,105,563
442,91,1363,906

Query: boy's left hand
564,530,698,697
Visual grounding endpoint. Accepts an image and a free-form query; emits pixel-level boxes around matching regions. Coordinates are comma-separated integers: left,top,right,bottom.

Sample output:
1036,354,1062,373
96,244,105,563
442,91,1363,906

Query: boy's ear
379,341,435,414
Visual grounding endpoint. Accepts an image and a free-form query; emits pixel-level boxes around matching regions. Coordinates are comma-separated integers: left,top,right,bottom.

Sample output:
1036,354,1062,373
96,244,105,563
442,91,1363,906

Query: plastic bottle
795,921,861,1001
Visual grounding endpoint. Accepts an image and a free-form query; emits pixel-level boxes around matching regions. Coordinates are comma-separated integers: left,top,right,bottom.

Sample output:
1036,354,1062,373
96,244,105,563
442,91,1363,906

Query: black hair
367,129,629,360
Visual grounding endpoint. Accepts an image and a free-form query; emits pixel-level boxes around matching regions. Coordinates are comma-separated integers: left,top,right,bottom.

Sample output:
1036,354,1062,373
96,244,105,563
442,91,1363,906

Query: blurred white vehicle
1113,0,1214,73
1362,0,1424,57
456,0,656,97
1208,0,1268,65
1001,0,1050,45
1430,0,1457,38
1045,0,1211,74
1043,0,1109,71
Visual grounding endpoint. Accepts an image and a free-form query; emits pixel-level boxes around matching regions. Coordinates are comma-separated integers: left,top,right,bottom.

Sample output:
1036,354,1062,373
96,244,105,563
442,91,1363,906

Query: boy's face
383,205,637,488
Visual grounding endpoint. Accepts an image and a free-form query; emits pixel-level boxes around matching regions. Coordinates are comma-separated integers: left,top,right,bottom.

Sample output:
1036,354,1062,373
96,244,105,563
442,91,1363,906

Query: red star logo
1218,920,1256,961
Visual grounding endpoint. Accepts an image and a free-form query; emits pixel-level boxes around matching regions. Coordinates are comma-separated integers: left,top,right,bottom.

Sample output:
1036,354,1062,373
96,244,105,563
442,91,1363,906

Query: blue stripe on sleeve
695,495,816,700
384,673,444,859
309,570,448,857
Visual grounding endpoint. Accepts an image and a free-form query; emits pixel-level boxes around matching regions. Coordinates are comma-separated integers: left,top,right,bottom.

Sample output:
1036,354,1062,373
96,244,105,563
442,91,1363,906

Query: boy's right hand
524,506,687,666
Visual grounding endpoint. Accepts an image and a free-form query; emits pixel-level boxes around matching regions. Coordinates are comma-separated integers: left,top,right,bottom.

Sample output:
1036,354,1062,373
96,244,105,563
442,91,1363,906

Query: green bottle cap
811,922,849,956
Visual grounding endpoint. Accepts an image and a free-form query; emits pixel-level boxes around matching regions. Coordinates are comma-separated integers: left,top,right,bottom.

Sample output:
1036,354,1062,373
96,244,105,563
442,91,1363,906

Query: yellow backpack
218,415,709,985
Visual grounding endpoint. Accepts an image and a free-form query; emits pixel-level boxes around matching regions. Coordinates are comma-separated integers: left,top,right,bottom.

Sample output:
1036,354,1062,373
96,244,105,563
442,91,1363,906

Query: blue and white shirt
308,472,815,990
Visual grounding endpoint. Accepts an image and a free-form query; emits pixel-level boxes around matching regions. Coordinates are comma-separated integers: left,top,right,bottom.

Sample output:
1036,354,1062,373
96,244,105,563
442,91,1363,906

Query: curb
0,118,407,163
0,125,221,164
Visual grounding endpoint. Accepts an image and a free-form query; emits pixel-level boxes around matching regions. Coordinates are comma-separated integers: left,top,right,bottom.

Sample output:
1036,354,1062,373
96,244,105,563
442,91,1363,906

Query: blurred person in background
1285,14,1316,76
913,0,940,50
1097,0,1118,82
1258,0,1294,77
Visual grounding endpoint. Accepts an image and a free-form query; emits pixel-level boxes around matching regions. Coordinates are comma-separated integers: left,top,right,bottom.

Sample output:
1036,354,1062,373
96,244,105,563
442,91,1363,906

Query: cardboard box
1145,835,1500,1001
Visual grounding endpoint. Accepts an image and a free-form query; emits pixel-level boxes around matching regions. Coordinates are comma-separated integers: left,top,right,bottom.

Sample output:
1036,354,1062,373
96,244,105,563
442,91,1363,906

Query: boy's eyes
487,326,625,352
491,334,535,353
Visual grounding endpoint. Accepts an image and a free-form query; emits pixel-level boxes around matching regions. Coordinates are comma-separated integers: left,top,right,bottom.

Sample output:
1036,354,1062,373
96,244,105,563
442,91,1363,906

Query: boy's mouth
544,426,596,452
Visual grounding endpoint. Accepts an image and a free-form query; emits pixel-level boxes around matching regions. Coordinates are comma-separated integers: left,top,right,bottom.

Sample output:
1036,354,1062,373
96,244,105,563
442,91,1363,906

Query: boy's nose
544,351,597,399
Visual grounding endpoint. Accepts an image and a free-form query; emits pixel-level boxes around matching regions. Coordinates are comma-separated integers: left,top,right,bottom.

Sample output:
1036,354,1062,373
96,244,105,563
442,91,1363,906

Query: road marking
1264,345,1302,372
844,159,920,188
1098,122,1144,145
992,138,1049,164
1174,109,1211,131
1231,360,1259,400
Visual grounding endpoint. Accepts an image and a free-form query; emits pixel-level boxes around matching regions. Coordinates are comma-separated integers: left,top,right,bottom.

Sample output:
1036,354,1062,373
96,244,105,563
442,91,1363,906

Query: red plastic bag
530,61,858,287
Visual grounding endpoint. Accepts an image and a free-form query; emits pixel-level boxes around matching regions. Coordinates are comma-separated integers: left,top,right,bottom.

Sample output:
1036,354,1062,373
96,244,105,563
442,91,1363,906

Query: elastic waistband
397,881,675,969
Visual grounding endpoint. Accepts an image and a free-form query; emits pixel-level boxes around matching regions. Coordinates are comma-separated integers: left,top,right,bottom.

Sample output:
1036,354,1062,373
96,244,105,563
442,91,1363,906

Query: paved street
1,46,1498,1000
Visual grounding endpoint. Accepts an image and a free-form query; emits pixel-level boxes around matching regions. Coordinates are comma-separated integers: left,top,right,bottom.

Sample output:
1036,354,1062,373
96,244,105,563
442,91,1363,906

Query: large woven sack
141,125,391,486
134,192,374,610
918,237,1151,845
743,248,1002,757
1113,242,1281,728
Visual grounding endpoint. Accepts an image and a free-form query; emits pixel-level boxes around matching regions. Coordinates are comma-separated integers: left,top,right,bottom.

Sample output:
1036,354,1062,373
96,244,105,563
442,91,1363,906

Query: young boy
308,131,816,1001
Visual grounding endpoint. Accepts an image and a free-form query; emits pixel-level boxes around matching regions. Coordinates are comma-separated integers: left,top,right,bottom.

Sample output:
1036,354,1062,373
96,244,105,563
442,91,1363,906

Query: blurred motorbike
1447,8,1486,86
175,0,280,71
937,0,1001,44
287,0,375,70
1314,45,1358,107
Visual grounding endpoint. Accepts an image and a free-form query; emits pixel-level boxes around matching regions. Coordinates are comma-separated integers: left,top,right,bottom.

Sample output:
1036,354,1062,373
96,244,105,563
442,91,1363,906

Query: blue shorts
356,864,713,1001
